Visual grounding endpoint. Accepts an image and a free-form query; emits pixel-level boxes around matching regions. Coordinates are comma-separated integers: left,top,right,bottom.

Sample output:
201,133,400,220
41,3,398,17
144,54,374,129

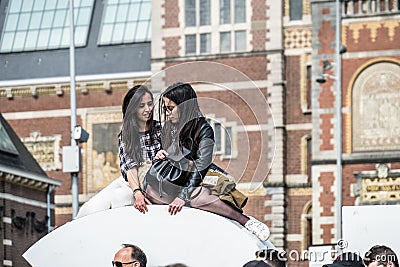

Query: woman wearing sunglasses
141,82,270,241
76,85,161,218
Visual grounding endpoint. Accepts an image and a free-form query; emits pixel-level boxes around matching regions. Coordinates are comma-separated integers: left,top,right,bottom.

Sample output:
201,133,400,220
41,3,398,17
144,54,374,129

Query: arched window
301,201,312,252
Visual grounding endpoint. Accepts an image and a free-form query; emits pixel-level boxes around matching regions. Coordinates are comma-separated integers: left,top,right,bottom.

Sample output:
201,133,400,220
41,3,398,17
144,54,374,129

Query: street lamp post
335,0,343,242
69,0,79,219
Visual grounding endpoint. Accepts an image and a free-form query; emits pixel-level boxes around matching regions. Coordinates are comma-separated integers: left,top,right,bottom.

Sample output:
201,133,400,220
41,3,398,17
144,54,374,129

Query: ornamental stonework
355,164,400,204
22,131,62,171
352,61,400,152
284,27,312,50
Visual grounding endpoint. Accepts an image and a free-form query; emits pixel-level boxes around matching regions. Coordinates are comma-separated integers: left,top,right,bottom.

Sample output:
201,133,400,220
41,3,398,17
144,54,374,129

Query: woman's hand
133,191,151,214
155,149,169,160
168,197,185,215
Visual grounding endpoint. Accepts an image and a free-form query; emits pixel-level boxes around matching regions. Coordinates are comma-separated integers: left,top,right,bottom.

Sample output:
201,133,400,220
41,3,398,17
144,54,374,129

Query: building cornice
0,164,61,190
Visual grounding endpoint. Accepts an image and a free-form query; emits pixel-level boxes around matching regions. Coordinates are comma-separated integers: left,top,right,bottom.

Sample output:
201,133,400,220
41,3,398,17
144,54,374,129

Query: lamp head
339,45,347,54
316,74,327,84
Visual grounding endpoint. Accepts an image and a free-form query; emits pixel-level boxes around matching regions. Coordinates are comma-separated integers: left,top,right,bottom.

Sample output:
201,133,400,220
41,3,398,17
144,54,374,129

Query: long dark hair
160,82,204,153
121,85,154,164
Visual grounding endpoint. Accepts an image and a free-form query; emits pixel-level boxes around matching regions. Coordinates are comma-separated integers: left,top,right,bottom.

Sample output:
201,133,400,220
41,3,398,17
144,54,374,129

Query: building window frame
301,134,312,184
300,54,312,113
206,116,237,159
184,0,248,55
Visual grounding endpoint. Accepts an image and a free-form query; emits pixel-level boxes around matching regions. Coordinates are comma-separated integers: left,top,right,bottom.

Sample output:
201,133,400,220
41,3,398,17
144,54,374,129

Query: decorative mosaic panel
85,109,122,193
352,61,400,152
284,27,312,49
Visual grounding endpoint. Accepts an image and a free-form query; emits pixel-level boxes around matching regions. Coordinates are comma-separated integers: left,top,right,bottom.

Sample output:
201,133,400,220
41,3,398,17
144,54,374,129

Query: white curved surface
23,205,274,267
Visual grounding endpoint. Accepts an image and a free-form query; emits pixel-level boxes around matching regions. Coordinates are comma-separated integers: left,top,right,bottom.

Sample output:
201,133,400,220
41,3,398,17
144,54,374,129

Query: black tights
189,187,249,226
146,185,250,226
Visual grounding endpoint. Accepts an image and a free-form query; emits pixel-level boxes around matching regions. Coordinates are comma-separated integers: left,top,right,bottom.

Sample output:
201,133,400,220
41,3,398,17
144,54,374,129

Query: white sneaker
244,216,270,241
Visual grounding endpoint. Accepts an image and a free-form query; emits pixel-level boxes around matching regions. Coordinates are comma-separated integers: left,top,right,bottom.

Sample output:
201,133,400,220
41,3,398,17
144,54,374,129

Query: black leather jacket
174,120,215,201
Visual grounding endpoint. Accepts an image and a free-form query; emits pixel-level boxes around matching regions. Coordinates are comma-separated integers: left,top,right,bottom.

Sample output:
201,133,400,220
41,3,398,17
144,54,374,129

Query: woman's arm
119,134,151,213
118,134,138,181
126,168,150,213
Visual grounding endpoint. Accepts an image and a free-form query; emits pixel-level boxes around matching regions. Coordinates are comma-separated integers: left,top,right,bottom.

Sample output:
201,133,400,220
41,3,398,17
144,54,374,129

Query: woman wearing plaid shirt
76,85,161,218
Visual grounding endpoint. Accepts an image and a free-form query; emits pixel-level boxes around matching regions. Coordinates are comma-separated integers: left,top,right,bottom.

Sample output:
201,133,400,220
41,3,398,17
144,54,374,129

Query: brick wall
2,182,52,267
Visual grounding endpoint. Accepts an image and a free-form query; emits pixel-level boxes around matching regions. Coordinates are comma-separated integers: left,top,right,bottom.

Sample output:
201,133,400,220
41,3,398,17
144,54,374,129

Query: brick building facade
1,0,400,266
1,114,61,267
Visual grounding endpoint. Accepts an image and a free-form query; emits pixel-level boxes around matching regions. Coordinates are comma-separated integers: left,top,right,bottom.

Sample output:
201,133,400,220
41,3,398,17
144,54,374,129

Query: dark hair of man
121,85,155,164
160,82,205,153
122,244,147,267
256,249,287,267
364,245,399,267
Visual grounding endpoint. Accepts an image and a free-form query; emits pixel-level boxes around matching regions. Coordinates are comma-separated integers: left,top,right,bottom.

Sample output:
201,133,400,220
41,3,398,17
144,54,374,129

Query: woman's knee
190,187,215,207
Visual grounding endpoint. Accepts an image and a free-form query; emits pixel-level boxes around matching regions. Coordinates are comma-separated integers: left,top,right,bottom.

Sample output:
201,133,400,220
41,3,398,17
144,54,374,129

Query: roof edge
0,164,61,187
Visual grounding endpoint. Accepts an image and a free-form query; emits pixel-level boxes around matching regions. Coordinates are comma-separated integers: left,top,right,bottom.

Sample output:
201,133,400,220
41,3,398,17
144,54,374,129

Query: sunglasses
163,105,176,112
112,260,137,267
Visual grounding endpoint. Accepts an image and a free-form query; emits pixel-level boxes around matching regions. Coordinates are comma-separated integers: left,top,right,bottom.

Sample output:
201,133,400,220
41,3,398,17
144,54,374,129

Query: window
234,0,246,23
219,0,247,54
98,0,151,45
185,34,196,54
234,30,246,51
185,0,196,26
185,0,211,26
306,65,312,110
300,54,312,112
220,0,230,24
301,135,312,183
220,30,246,53
200,0,211,26
306,136,312,183
207,118,234,158
219,0,245,24
289,0,303,21
220,31,231,52
200,33,211,54
301,202,313,252
184,0,247,55
0,0,94,53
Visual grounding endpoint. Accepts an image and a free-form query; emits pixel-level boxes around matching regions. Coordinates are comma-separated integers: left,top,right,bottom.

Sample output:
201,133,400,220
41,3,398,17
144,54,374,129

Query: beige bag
201,169,248,213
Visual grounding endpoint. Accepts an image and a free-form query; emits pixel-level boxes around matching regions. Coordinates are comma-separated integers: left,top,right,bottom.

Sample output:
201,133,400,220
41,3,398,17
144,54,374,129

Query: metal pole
69,0,79,219
335,0,343,242
47,185,52,233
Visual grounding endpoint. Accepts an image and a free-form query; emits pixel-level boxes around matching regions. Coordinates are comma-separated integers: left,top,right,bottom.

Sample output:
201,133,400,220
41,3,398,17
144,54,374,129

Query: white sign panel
342,205,400,258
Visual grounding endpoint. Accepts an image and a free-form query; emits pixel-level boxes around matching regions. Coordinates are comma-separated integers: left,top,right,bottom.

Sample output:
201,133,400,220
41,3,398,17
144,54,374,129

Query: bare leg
189,187,250,226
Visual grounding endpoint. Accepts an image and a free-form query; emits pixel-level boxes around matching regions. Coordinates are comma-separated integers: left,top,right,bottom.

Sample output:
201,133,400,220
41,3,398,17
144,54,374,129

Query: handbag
144,158,192,199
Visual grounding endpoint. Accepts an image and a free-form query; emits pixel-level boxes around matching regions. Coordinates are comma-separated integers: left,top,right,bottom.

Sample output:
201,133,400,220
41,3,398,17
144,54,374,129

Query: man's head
322,252,364,267
112,244,147,267
363,245,399,267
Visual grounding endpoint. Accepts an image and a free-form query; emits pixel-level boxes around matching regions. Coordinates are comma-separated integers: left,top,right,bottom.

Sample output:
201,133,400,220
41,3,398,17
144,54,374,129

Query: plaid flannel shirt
119,121,162,181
